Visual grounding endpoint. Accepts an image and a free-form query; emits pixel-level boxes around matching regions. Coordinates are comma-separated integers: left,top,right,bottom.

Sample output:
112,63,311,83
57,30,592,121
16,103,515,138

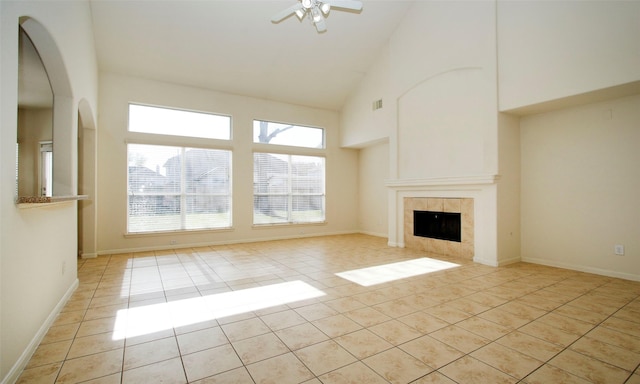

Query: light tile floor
17,234,640,383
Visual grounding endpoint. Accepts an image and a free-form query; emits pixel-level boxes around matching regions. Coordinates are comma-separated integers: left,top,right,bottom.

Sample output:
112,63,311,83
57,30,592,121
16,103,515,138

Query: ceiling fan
271,0,363,33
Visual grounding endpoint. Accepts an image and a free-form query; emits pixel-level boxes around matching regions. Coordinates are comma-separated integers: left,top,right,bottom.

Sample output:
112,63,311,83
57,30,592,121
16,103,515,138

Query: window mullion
180,147,187,230
287,155,293,222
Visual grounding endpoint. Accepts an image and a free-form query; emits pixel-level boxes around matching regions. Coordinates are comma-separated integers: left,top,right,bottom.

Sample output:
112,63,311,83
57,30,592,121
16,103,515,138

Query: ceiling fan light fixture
312,6,323,23
271,0,363,33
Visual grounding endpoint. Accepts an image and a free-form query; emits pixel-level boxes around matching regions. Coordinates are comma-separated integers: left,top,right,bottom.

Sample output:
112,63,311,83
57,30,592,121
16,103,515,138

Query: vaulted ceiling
89,0,414,111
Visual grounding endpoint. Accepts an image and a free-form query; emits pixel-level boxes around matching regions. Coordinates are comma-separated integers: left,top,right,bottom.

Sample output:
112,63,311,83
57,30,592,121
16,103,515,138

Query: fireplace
386,175,501,265
413,211,461,242
404,197,473,259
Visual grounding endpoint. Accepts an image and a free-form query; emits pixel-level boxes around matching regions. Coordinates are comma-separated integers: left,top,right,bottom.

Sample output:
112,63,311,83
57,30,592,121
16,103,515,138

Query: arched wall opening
19,16,75,197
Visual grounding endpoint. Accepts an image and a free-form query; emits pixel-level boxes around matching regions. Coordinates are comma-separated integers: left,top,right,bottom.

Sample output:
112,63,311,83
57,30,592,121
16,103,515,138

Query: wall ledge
16,195,88,208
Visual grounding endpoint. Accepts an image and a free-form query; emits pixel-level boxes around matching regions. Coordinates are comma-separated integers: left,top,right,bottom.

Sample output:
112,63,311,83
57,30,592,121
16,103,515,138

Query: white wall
0,2,98,382
496,113,521,264
521,94,640,281
498,0,640,112
342,0,500,180
97,72,359,254
391,1,498,180
341,1,504,265
344,0,640,270
340,44,394,148
357,141,389,237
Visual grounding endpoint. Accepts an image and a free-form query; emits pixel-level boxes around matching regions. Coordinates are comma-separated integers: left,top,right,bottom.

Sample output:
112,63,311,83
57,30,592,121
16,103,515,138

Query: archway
19,16,75,196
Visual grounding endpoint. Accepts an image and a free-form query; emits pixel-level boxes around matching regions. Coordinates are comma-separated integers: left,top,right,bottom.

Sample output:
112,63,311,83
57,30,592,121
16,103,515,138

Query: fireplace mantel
385,174,500,190
386,174,500,266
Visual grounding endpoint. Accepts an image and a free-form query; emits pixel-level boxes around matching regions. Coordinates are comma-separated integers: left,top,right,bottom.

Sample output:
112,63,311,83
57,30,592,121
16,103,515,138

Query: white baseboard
522,257,640,282
497,256,522,267
473,256,498,267
358,230,388,239
98,231,360,255
2,279,79,384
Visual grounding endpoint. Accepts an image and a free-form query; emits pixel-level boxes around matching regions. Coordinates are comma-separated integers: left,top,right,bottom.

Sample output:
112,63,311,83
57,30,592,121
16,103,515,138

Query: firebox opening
413,210,461,243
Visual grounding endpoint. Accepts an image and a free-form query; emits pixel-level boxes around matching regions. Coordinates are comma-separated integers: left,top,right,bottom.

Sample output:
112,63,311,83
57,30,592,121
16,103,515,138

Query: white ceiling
89,0,414,111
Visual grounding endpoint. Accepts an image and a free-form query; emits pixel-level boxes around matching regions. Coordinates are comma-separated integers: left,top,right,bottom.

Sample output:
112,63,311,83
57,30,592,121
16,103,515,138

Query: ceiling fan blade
323,0,363,11
271,3,304,23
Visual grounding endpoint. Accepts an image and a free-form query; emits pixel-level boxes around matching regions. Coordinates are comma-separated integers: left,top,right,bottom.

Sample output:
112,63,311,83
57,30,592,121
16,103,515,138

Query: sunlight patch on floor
112,280,325,340
335,257,460,286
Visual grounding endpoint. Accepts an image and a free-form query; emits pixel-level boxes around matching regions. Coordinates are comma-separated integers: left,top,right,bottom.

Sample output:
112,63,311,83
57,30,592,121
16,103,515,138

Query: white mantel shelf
385,175,500,189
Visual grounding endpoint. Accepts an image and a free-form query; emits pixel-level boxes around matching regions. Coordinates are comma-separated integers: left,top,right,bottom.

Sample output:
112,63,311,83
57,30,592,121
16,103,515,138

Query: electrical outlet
614,245,625,256
170,240,177,245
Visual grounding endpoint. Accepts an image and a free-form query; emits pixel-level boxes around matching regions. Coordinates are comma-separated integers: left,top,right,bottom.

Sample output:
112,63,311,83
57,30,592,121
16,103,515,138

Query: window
253,120,324,148
254,153,325,225
127,144,231,233
39,141,53,197
126,104,232,234
129,104,231,140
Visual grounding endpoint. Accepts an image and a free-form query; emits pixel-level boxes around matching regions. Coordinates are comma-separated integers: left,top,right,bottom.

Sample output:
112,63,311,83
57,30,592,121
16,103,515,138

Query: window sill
124,226,235,238
252,221,327,229
16,195,88,209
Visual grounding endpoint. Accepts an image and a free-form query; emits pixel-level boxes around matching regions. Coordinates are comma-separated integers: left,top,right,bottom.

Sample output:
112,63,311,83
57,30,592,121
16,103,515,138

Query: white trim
385,175,500,189
98,231,358,255
496,256,522,267
522,257,640,282
2,279,79,384
358,230,388,239
473,256,498,267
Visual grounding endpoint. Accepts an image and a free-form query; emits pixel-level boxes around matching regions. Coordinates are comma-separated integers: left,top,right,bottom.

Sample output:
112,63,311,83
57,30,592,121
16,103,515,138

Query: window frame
125,103,233,235
128,103,233,141
253,152,326,226
252,119,325,149
252,119,326,227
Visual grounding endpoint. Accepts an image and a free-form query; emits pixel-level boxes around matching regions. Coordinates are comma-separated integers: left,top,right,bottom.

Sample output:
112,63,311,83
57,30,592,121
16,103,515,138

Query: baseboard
97,231,360,255
79,252,98,259
473,256,498,267
497,256,522,267
358,230,388,239
2,279,79,384
522,257,640,282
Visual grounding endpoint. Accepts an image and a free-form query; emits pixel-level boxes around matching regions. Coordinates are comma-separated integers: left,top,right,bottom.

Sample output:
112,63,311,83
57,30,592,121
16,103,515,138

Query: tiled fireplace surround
386,175,501,266
404,197,474,259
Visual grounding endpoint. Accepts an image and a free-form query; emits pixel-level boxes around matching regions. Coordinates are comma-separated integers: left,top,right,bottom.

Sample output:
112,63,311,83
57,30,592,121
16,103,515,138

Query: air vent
372,99,383,111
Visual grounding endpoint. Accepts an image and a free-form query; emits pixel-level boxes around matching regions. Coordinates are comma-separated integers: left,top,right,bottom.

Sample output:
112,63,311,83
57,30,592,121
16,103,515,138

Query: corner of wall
496,113,521,264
